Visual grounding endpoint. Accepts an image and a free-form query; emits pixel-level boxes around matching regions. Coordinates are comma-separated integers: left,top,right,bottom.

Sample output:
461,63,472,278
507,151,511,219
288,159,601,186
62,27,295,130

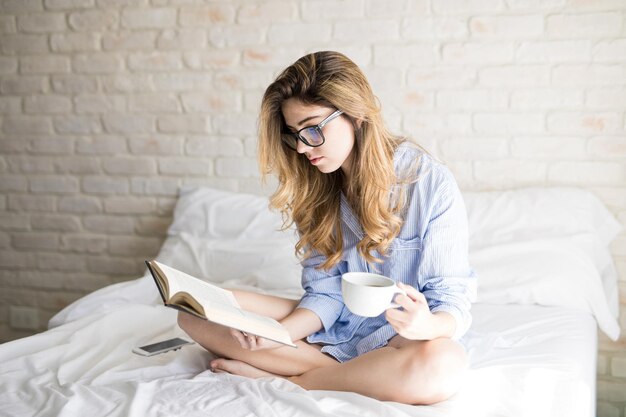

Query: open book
145,260,296,348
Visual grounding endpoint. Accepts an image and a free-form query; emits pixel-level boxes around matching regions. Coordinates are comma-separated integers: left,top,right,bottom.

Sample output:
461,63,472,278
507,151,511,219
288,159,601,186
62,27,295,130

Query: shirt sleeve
416,167,477,340
296,250,345,332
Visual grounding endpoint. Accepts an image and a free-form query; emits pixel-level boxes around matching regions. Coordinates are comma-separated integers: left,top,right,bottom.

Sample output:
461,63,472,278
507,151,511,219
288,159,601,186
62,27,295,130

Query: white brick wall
0,0,624,413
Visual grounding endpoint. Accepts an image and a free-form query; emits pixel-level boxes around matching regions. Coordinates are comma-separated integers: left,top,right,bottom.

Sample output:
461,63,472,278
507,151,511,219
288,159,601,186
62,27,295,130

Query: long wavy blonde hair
258,51,413,270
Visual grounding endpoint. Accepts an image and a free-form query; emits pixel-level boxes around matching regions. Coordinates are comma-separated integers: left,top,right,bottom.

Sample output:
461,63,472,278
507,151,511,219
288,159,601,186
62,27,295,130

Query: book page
155,261,240,309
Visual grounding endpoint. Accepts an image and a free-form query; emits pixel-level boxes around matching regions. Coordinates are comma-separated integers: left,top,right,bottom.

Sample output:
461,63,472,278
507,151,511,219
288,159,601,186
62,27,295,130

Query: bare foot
209,359,279,379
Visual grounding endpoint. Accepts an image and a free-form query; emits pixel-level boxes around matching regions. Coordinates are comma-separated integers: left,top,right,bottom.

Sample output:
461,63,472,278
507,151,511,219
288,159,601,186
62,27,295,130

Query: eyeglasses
281,109,343,151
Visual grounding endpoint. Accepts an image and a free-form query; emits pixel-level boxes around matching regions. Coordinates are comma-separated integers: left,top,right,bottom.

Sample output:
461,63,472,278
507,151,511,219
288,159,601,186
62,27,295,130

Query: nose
295,139,311,154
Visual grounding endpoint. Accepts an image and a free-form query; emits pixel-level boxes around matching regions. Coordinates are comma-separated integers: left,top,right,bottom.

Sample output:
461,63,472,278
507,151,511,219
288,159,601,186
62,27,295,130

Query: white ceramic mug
341,272,406,317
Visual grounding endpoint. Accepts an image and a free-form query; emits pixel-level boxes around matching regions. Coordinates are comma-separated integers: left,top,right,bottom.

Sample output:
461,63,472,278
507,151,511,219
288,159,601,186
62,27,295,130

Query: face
281,98,356,177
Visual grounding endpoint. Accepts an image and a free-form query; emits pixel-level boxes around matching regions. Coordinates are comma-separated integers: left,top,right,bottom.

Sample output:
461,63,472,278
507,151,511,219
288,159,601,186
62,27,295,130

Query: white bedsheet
0,278,597,417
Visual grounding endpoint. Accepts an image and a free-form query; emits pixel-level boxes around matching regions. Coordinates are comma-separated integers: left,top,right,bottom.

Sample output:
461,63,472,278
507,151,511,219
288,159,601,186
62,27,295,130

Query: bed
0,185,621,417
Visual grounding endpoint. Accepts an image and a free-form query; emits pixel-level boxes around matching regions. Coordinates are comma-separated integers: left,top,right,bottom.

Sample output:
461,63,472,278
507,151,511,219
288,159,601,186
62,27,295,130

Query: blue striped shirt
297,142,477,362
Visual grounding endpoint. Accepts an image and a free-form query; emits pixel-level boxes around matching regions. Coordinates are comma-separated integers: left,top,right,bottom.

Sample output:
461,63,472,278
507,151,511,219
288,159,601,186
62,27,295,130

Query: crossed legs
177,290,467,405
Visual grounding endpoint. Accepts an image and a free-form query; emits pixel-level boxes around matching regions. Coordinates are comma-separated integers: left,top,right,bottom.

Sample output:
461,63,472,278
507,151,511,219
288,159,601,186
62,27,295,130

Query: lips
309,156,323,165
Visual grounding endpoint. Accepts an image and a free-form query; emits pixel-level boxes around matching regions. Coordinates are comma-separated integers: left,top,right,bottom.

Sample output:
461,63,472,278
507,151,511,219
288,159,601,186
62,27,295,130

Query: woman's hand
385,283,440,340
229,328,284,351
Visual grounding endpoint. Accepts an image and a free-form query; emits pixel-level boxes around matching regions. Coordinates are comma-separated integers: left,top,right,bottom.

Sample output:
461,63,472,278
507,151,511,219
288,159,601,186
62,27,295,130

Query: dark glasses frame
281,109,344,150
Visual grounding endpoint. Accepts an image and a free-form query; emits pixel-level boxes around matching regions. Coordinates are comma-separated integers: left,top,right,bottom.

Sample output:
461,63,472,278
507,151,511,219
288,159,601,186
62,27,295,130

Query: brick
102,31,157,51
0,57,17,74
157,29,205,50
0,34,48,54
215,157,259,178
301,0,364,20
101,74,152,93
58,196,102,213
135,216,170,237
31,214,81,232
511,89,583,110
180,92,240,113
432,0,503,14
61,234,107,254
130,177,180,196
436,90,507,110
12,232,59,250
51,75,98,94
104,197,156,214
179,5,236,26
596,401,620,417
37,253,86,272
29,177,79,194
127,135,184,155
238,2,296,23
185,136,244,157
401,16,467,40
243,91,263,112
363,67,404,91
183,50,239,70
86,256,144,275
127,51,182,72
587,88,626,109
82,176,129,194
442,42,514,64
505,0,565,9
547,112,621,134
108,236,161,256
17,13,66,33
50,33,100,53
366,0,410,16
7,156,55,174
593,187,626,210
53,157,102,175
2,116,52,134
479,65,550,87
54,115,102,134
1,76,47,94
598,354,608,374
103,114,155,134
613,356,626,378
597,379,626,402
268,23,331,45
548,162,624,186
470,15,543,38
97,0,147,6
75,95,126,114
610,235,626,256
403,113,472,135
474,112,545,134
593,39,626,62
0,0,43,13
151,73,211,92
25,96,72,114
213,113,257,135
547,13,622,38
407,67,476,89
475,160,547,187
516,40,591,63
440,137,509,159
30,137,74,155
378,90,435,112
180,178,237,194
73,53,124,74
214,69,272,91
588,137,626,159
83,215,134,234
0,16,16,33
68,9,118,31
20,55,70,74
129,94,180,113
121,8,176,29
243,45,311,70
0,97,20,113
158,157,212,176
374,44,437,67
511,136,587,159
0,251,36,269
45,0,95,9
334,20,399,42
76,136,127,155
157,115,209,133
8,195,55,212
102,157,157,175
0,232,9,249
208,26,265,48
0,176,28,193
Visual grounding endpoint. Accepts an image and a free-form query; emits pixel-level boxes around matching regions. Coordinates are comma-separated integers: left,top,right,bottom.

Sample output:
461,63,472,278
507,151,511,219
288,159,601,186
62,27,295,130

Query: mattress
0,279,597,417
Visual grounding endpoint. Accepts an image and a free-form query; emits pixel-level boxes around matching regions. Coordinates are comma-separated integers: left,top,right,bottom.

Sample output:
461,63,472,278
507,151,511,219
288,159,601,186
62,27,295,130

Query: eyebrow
285,114,322,130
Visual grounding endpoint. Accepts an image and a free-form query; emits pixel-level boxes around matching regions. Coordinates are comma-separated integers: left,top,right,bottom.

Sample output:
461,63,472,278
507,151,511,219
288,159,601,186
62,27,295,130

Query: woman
178,51,476,405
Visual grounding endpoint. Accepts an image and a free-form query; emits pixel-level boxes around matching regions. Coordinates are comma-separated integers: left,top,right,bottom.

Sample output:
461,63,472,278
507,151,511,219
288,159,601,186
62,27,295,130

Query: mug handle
388,284,407,309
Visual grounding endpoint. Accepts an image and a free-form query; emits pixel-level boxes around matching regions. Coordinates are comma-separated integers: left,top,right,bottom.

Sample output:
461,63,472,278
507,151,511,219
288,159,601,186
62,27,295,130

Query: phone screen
139,337,190,353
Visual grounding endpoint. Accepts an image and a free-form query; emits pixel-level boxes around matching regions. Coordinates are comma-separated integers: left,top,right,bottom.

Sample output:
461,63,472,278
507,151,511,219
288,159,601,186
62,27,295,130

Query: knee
397,340,468,405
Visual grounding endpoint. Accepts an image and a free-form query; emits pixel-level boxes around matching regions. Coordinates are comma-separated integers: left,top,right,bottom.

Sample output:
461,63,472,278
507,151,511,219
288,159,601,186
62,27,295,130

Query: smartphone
132,337,194,356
